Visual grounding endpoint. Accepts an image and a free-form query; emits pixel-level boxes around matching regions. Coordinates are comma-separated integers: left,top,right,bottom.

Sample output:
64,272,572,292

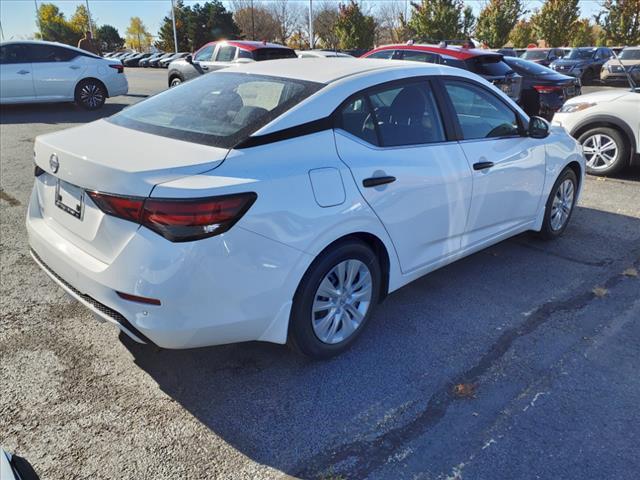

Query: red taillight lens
109,64,124,73
533,85,563,94
87,191,257,242
116,291,161,305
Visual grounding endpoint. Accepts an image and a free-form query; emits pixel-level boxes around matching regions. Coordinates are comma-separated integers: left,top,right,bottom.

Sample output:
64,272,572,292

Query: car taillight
109,64,124,73
533,85,563,94
87,191,257,242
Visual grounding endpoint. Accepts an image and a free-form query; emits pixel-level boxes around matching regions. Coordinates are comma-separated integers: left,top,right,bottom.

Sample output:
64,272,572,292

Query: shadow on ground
0,102,129,125
121,205,640,478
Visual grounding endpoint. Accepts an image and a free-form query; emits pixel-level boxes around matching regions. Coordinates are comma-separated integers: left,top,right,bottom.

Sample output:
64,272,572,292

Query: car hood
604,58,640,67
563,89,631,105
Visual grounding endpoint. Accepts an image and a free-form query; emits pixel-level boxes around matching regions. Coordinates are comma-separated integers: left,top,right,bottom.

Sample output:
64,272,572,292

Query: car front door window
194,45,215,62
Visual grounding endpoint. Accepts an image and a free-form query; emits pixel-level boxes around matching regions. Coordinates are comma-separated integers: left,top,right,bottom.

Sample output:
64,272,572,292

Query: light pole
309,0,313,49
34,0,40,35
251,0,255,40
85,0,93,37
170,0,178,53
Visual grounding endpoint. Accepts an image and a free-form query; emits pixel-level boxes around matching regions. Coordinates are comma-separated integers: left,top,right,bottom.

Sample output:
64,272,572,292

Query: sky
0,0,604,42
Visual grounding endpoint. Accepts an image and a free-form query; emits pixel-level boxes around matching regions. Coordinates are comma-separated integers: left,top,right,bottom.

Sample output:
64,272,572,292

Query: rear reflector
87,191,257,242
109,64,124,73
533,85,563,93
116,291,161,305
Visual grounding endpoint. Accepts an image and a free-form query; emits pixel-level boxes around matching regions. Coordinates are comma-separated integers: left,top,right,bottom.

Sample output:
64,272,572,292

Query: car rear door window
216,46,237,62
0,44,28,64
399,50,439,64
28,44,77,62
444,81,520,140
366,50,395,60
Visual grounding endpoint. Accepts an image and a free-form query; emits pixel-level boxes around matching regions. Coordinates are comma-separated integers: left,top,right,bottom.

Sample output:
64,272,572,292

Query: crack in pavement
295,253,640,479
0,189,21,207
512,239,613,267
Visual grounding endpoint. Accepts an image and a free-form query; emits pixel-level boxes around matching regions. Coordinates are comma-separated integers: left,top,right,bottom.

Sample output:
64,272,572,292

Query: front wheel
538,168,578,240
169,76,183,88
75,79,106,110
578,127,628,176
288,240,381,359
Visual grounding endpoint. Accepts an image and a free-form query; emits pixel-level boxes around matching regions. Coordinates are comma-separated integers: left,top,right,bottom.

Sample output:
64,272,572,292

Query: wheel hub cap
80,84,104,108
550,178,575,231
312,259,373,345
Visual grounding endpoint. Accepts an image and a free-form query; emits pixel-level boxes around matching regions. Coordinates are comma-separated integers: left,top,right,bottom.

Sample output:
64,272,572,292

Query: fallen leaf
592,287,608,298
453,383,477,398
622,267,638,277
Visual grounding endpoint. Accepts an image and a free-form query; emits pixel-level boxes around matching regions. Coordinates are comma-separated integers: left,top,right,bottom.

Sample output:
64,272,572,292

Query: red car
362,43,523,102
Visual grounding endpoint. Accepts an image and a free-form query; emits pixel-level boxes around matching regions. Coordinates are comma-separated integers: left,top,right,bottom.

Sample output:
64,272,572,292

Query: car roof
200,40,292,52
0,39,100,57
221,57,442,83
364,43,501,60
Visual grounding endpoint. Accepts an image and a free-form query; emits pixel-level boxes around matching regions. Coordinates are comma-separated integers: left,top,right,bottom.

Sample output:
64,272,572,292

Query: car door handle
473,161,494,171
69,65,81,70
201,65,209,70
17,70,30,75
363,176,396,188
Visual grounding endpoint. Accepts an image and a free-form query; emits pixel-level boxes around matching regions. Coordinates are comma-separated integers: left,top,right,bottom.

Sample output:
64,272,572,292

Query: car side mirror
186,54,193,64
528,116,550,139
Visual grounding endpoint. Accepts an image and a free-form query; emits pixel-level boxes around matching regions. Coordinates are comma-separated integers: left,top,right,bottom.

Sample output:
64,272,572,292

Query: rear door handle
17,70,30,75
69,65,81,70
473,161,494,171
363,176,396,188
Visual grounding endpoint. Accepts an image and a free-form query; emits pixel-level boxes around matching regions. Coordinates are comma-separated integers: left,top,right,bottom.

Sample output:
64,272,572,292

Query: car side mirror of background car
528,116,550,139
186,54,193,64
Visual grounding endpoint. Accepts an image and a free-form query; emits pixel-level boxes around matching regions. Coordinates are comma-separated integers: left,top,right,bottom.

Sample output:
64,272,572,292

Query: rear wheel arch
168,72,184,88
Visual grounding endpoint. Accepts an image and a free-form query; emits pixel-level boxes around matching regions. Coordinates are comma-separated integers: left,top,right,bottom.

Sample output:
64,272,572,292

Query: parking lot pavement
1,70,639,479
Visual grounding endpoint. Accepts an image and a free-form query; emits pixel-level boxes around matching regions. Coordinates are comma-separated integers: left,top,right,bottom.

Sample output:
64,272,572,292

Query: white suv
553,87,640,175
0,41,128,110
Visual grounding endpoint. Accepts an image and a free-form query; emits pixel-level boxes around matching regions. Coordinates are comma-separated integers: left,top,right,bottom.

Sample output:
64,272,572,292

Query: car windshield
566,48,595,60
505,57,554,75
108,72,323,148
521,50,549,61
619,49,640,60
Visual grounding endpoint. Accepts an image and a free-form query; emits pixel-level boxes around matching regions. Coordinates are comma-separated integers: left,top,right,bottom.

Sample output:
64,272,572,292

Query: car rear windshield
465,56,513,77
521,50,548,61
254,48,298,61
504,57,553,75
619,49,640,60
108,72,324,148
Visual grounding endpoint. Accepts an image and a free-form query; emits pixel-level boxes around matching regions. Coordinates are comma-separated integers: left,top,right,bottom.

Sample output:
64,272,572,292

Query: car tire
288,239,382,359
578,127,629,176
75,79,107,110
169,75,183,88
538,167,578,240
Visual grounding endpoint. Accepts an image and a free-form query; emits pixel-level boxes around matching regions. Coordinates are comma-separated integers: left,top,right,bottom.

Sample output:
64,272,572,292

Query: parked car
553,85,639,175
118,52,138,64
514,48,526,57
550,47,614,84
0,40,128,109
167,40,297,87
493,48,517,57
361,43,523,102
159,52,189,68
28,58,584,358
1,447,39,480
123,52,151,67
521,48,565,67
601,46,640,85
139,52,165,68
297,50,353,58
149,52,174,67
503,56,581,119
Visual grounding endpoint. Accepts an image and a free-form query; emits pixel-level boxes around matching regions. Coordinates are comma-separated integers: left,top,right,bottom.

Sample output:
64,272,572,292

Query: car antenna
611,49,637,90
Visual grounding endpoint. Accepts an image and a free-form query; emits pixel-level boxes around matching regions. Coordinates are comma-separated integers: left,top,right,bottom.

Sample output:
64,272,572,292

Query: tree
570,18,595,47
531,0,580,47
126,17,153,51
186,1,240,50
334,1,376,50
475,0,525,48
508,20,536,47
376,0,412,44
313,2,340,49
69,4,96,37
156,0,190,51
409,0,471,41
96,25,124,51
461,6,476,37
269,0,303,45
35,3,77,45
233,3,279,41
597,0,640,46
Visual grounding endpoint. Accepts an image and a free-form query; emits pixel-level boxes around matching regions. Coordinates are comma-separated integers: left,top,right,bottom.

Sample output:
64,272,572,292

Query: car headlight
558,102,597,113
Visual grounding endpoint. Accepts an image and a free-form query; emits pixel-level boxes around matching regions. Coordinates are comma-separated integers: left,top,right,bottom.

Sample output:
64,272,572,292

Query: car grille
30,249,152,344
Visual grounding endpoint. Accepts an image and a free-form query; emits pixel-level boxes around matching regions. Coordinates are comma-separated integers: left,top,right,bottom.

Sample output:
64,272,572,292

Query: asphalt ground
1,68,639,480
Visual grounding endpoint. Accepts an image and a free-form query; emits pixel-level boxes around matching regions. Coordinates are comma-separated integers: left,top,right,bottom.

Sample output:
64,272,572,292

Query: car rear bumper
27,185,311,349
106,75,128,97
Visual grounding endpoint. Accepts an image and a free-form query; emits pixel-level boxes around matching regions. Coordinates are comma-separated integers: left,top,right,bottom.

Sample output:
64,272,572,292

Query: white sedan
28,59,584,358
0,40,128,109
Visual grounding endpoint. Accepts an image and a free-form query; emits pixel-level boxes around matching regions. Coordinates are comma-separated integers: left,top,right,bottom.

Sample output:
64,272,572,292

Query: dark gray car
167,40,297,87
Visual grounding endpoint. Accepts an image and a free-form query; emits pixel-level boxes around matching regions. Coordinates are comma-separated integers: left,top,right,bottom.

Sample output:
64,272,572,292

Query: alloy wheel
582,133,618,171
311,259,373,344
170,78,182,88
80,83,104,109
550,178,575,231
